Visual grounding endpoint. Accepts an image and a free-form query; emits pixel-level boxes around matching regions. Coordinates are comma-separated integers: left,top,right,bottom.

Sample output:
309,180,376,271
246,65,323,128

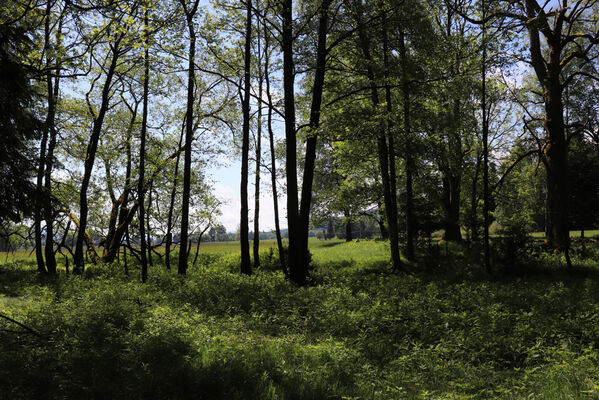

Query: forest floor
1,238,599,399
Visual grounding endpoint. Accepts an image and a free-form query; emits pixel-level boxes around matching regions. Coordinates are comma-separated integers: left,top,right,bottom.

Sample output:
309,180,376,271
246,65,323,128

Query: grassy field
531,230,599,238
2,239,599,399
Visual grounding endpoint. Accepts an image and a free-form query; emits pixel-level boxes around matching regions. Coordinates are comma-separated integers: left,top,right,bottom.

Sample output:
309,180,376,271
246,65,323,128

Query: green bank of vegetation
2,239,599,399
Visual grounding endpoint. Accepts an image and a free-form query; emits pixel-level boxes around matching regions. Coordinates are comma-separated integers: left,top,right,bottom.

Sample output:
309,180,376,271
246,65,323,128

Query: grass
1,239,599,399
531,230,599,238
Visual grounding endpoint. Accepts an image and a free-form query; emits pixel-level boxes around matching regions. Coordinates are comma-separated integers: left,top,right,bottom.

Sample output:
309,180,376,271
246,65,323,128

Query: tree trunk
139,8,150,283
35,118,48,274
442,171,462,241
43,5,62,274
282,0,304,285
165,122,184,270
73,36,122,273
481,1,490,272
345,210,352,242
543,84,569,249
177,0,200,275
355,5,401,272
101,106,137,264
264,10,287,276
253,31,262,270
399,28,415,261
297,0,331,278
240,0,252,275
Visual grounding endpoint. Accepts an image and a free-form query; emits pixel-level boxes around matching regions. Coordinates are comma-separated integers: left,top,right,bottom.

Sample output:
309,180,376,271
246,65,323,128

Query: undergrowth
1,239,599,399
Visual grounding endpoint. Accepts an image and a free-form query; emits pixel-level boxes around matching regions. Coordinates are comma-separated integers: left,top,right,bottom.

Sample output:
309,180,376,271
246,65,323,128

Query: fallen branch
0,312,47,339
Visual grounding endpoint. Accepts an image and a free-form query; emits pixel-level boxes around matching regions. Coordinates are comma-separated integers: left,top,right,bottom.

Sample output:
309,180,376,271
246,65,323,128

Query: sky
209,157,288,233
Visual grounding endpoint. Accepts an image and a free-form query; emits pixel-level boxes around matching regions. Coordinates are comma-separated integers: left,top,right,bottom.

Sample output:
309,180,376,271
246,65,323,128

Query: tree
239,0,252,275
177,0,201,275
0,19,41,225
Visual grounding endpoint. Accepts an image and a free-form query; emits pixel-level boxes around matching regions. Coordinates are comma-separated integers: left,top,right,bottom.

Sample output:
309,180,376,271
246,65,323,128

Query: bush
493,214,532,271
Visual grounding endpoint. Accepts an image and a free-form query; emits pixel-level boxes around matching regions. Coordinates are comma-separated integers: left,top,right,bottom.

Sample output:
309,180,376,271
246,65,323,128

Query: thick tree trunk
442,171,462,241
74,36,122,273
543,83,569,249
240,0,252,275
297,0,331,277
35,121,48,274
282,0,304,285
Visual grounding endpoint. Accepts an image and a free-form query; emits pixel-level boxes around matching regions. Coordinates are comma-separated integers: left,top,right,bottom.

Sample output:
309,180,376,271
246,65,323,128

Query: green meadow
2,238,599,399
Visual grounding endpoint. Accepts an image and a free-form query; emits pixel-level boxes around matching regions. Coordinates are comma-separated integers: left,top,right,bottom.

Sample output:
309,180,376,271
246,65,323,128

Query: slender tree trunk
264,23,287,276
139,8,150,283
177,0,199,275
240,0,252,275
43,6,62,274
165,121,184,270
282,0,304,284
74,36,122,273
101,105,137,264
344,210,352,242
398,28,415,261
481,1,490,271
146,181,153,267
470,153,481,243
355,5,401,272
253,33,263,270
382,14,400,269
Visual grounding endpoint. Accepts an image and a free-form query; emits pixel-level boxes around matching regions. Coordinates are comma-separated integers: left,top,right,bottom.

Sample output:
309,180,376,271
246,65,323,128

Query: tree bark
177,0,200,275
282,0,304,284
139,8,150,283
240,0,252,275
297,0,331,278
35,118,48,274
398,28,415,261
253,22,263,270
264,22,287,276
165,122,184,270
442,171,462,241
344,210,352,241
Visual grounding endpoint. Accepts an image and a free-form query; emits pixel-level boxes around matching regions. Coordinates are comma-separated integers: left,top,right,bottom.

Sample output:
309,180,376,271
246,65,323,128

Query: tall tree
263,17,287,275
253,6,263,271
177,0,200,275
138,4,151,282
297,0,333,277
240,0,252,275
281,0,303,284
353,0,402,271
